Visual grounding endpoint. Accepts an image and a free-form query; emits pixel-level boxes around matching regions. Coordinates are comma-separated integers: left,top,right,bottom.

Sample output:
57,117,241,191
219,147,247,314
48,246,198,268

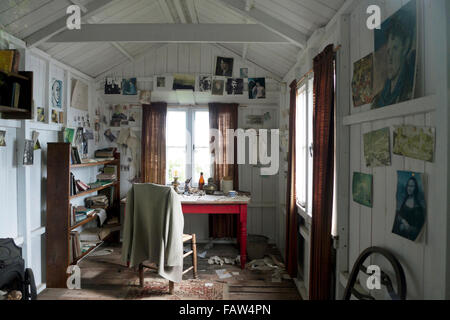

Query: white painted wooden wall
94,43,282,243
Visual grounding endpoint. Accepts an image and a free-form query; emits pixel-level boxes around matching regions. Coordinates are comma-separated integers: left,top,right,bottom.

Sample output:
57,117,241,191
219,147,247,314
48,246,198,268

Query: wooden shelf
1,71,29,80
72,241,104,265
69,181,118,200
71,159,118,168
70,215,97,231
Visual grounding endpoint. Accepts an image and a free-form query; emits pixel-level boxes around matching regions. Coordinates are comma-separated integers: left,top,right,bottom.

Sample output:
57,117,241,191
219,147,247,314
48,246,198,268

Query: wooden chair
138,233,198,294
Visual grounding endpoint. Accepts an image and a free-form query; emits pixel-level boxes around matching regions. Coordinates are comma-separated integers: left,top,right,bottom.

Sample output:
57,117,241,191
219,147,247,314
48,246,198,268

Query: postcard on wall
122,78,137,95
352,53,374,107
173,74,195,91
198,75,211,92
51,110,58,123
211,78,225,96
0,130,5,147
372,0,417,109
393,125,435,162
248,78,266,99
215,56,234,77
104,129,116,143
37,107,45,123
352,172,373,208
32,131,41,150
138,90,151,104
392,171,426,241
226,78,244,95
51,78,63,109
128,107,142,127
64,128,75,144
363,127,391,167
105,77,122,94
23,140,34,166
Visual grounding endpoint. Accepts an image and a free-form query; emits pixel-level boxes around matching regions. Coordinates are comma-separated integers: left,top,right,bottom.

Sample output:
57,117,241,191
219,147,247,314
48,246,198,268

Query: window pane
194,111,210,147
194,147,210,183
307,78,314,214
295,85,307,206
167,147,186,182
167,111,186,147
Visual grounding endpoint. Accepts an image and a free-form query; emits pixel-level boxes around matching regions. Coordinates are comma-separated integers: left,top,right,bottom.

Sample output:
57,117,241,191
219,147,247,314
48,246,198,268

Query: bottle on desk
198,172,205,190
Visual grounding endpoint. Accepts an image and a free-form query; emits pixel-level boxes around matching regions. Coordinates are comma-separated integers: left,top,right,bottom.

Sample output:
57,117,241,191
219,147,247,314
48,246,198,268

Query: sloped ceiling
0,0,344,78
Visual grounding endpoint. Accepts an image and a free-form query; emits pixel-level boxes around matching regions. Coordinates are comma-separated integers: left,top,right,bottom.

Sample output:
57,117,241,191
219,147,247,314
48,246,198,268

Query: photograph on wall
122,78,137,95
105,77,122,94
23,140,34,166
128,107,142,127
198,75,211,92
392,171,426,241
352,53,374,107
51,78,63,109
104,129,116,143
37,107,45,123
173,74,195,91
372,0,417,109
363,127,391,167
393,125,435,162
64,128,75,144
226,78,244,95
240,68,249,78
111,104,127,126
352,172,373,208
139,90,151,104
215,56,234,77
248,78,266,99
153,75,173,91
51,110,58,123
0,130,5,147
32,131,41,150
211,78,225,96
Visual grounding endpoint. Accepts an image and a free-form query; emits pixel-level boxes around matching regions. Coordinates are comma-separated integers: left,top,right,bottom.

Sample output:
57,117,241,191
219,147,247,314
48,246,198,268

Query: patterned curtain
141,102,167,185
309,44,335,300
208,103,239,238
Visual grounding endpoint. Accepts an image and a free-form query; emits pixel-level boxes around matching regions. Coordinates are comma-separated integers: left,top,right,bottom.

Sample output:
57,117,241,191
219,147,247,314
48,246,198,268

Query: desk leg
239,204,247,269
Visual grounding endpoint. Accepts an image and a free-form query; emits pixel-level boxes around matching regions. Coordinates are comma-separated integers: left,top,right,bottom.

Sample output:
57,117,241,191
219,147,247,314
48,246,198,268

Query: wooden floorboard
39,243,301,300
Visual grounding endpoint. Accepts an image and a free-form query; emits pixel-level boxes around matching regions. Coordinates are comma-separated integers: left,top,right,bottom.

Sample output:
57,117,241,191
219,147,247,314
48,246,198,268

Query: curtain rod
296,45,341,86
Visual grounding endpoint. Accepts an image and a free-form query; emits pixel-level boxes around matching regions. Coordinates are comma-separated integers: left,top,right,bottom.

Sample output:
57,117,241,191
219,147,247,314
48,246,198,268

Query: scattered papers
246,255,290,282
208,255,240,266
208,256,224,266
90,249,114,257
232,272,240,276
216,269,232,279
198,251,207,258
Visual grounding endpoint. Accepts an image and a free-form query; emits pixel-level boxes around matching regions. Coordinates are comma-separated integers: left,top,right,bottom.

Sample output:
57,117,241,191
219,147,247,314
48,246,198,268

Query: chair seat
183,234,193,242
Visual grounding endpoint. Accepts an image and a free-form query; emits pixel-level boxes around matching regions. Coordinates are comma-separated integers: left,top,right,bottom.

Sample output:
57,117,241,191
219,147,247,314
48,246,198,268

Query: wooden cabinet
0,71,33,119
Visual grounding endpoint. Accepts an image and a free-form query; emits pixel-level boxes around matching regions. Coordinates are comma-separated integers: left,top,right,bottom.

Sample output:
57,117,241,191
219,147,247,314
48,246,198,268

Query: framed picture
105,77,122,94
173,74,195,91
51,78,63,108
215,56,234,77
248,78,266,99
122,78,137,95
211,78,225,96
226,78,244,95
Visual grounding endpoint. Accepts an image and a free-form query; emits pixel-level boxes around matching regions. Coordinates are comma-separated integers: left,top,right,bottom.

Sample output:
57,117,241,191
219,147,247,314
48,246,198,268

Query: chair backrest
342,246,407,300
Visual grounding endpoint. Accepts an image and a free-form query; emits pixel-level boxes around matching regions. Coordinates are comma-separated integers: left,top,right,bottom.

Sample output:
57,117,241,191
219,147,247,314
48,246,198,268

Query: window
295,76,314,215
166,108,210,185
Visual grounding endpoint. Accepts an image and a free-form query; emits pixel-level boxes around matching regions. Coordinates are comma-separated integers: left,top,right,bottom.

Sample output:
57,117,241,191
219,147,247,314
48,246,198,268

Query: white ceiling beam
173,0,188,23
186,0,199,24
216,0,307,48
111,42,134,62
158,0,176,23
47,24,292,44
24,0,116,48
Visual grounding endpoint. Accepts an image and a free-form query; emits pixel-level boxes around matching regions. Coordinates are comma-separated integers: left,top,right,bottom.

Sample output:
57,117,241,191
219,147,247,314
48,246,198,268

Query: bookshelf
46,143,121,288
0,71,33,119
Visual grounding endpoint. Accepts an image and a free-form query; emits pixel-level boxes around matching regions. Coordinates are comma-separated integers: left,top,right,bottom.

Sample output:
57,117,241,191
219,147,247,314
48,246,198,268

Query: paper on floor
216,269,232,279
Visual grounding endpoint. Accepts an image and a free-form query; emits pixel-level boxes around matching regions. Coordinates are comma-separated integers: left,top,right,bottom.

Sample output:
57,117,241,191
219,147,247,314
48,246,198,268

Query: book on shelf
96,173,116,181
85,194,109,209
103,165,117,175
75,180,90,192
70,231,82,261
11,82,20,108
94,148,116,158
71,146,82,165
0,50,20,73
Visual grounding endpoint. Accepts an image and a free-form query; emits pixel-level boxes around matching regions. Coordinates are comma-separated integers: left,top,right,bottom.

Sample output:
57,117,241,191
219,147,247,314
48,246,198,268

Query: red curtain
141,102,167,185
208,103,239,238
285,80,298,277
309,44,335,300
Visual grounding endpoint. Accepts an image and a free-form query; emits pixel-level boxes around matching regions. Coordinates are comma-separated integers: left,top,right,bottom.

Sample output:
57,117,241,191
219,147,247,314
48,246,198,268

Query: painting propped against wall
352,53,373,107
352,172,373,208
372,0,417,109
122,78,137,95
392,171,426,241
393,125,435,162
363,127,391,167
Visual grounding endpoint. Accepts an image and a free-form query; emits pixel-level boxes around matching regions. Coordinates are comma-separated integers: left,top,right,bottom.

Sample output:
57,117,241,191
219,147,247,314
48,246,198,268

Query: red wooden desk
181,197,250,269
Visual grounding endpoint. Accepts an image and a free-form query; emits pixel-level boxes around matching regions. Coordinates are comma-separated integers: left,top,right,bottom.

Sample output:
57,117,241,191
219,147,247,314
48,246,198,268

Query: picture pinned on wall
111,104,127,126
0,130,5,147
23,140,34,166
393,125,435,162
352,172,373,208
248,78,266,99
226,78,244,95
37,107,45,123
83,130,94,141
363,127,391,167
32,131,41,150
352,53,374,107
240,68,249,78
138,90,151,104
64,128,75,144
51,110,58,123
215,56,234,77
51,78,63,108
392,171,426,241
104,129,116,143
105,77,122,94
372,0,417,109
122,78,137,95
198,75,211,92
173,74,195,91
153,75,172,91
211,78,225,96
128,107,142,126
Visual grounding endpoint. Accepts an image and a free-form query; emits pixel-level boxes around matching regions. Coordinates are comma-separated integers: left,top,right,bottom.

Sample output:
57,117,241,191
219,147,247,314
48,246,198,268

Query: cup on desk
228,190,237,198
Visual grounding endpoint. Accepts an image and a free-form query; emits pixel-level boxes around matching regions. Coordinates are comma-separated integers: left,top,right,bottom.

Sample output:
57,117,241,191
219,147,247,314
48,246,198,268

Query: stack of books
95,148,116,158
71,206,96,225
0,50,20,73
70,147,82,165
85,195,109,209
